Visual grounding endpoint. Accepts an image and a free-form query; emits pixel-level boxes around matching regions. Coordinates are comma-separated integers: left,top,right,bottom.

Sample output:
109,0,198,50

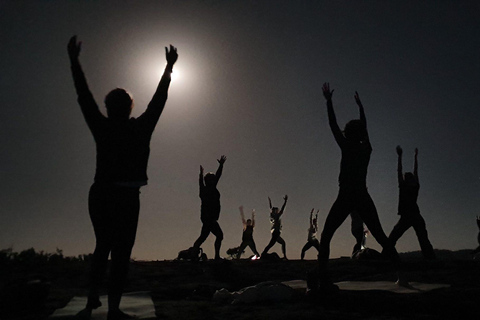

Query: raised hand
396,145,403,156
415,148,418,156
283,195,288,201
165,45,178,66
354,91,363,107
322,82,334,101
477,216,480,230
199,165,204,175
217,155,227,165
68,35,82,60
311,208,315,214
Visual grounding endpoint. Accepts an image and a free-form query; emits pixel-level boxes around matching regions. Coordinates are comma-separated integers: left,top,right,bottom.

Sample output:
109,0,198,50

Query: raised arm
239,206,246,225
396,145,403,184
279,195,288,216
414,148,418,180
68,36,104,131
323,83,345,147
199,165,205,189
309,208,314,227
215,155,226,184
354,91,370,142
137,45,178,131
268,197,272,210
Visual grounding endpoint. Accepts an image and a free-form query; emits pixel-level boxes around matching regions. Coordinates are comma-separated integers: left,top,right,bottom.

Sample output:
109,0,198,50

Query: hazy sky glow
1,1,480,260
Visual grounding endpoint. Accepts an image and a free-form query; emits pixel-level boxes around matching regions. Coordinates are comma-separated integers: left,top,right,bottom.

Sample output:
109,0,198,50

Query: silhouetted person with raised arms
237,206,260,259
389,146,436,259
314,83,401,291
301,209,320,260
193,155,226,260
261,195,288,259
68,36,177,319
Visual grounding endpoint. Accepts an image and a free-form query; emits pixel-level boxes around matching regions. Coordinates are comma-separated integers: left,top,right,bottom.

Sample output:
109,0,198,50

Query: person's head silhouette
343,119,367,143
403,172,416,184
104,88,133,120
204,172,216,187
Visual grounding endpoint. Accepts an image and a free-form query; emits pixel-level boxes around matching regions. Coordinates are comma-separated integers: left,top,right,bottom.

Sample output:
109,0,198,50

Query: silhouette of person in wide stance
193,155,227,260
261,195,288,259
68,36,177,319
301,209,320,260
389,146,436,259
236,206,260,259
314,83,401,291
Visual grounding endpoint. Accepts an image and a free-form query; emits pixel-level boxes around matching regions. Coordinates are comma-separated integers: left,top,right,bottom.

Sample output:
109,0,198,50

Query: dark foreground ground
1,250,479,319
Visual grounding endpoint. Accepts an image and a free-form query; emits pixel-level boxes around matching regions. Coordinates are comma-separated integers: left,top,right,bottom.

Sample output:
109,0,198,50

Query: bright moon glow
162,64,180,82
171,70,179,82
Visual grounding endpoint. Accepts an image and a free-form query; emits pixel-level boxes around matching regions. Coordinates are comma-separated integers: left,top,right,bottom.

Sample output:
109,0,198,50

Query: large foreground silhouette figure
68,36,177,319
389,146,435,259
314,83,400,291
261,195,288,259
193,156,227,260
237,206,260,258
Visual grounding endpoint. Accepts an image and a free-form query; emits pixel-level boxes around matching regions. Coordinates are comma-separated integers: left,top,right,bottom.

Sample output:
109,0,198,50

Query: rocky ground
1,250,479,319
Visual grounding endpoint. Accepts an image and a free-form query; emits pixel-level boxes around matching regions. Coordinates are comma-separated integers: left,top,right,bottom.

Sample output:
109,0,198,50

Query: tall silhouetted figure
301,209,320,260
237,206,260,259
389,146,435,259
193,156,227,260
261,195,288,259
68,36,177,319
314,83,400,291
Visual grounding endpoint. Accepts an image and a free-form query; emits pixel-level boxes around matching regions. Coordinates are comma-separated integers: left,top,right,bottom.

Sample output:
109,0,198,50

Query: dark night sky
1,0,480,260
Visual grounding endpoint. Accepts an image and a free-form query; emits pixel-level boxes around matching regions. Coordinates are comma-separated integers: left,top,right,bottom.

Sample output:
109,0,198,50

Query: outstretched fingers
67,35,81,59
322,82,334,100
165,44,178,65
217,155,227,164
396,145,403,156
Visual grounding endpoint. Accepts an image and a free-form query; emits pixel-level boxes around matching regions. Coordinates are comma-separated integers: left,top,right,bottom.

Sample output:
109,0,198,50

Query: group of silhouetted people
69,36,440,318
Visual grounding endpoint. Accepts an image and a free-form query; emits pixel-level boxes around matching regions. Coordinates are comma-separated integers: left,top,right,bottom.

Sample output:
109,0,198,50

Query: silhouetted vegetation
0,247,92,267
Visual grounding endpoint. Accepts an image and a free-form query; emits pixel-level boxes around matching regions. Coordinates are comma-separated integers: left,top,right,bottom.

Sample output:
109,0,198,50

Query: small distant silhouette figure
315,83,401,291
236,206,260,259
193,156,227,260
301,209,320,260
261,195,288,259
68,36,177,319
472,216,480,256
388,146,436,259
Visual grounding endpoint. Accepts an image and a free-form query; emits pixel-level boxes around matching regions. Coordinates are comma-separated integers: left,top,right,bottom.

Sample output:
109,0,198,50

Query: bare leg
276,236,287,259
